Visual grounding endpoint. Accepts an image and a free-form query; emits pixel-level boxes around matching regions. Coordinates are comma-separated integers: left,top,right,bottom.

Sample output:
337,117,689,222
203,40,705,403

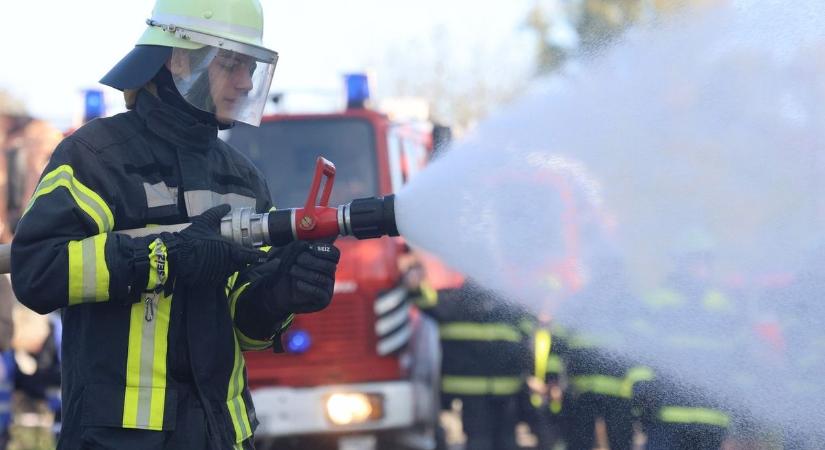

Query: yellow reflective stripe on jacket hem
571,375,629,398
230,282,273,351
228,330,253,442
441,376,523,395
657,406,730,428
27,165,114,233
122,292,172,430
67,234,109,305
439,323,521,342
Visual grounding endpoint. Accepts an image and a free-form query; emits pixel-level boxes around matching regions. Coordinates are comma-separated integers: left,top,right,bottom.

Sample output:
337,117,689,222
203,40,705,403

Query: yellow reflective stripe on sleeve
67,234,110,305
441,375,523,395
122,292,172,430
657,406,730,428
420,282,438,308
27,165,114,233
571,375,629,398
621,366,655,398
439,323,521,343
228,333,253,443
229,282,273,351
534,329,551,379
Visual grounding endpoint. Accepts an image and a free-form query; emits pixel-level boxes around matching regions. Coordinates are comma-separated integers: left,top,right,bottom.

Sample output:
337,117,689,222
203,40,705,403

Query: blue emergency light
286,329,312,354
83,89,105,122
345,73,370,109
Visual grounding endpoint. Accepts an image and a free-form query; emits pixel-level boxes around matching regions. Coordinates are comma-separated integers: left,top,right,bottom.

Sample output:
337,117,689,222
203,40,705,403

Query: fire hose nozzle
218,194,399,247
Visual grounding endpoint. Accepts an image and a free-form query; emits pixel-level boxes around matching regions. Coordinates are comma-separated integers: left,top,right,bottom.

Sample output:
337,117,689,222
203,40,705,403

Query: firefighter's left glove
246,241,341,314
161,204,262,288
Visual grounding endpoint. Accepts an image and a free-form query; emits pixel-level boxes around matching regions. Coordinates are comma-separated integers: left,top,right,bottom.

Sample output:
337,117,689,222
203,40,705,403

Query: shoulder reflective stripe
67,234,110,305
27,165,114,233
439,323,521,342
657,407,730,427
146,239,169,291
143,182,178,208
123,292,172,430
534,329,551,379
571,375,629,398
441,376,523,395
229,282,272,350
184,190,256,217
228,332,253,443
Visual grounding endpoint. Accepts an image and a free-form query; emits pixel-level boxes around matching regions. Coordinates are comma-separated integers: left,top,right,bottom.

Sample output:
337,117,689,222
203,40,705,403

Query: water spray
0,157,399,273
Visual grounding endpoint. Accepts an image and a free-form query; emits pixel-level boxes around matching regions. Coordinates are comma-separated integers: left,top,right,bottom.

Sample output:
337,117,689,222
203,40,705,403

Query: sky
2,0,536,129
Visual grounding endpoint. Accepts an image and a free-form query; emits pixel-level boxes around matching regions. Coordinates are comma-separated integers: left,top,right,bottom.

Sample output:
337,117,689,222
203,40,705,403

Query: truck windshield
225,118,379,208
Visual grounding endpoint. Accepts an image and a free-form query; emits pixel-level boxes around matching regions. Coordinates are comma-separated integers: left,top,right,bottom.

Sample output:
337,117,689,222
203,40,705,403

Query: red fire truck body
225,103,448,450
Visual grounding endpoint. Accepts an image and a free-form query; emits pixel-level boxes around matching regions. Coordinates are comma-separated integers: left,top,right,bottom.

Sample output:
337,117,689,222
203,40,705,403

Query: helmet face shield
147,20,277,126
170,45,276,126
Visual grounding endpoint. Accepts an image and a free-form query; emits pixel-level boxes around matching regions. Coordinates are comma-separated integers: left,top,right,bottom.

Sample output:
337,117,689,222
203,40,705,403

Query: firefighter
550,252,645,450
419,279,533,450
10,0,340,448
523,314,566,449
633,231,734,450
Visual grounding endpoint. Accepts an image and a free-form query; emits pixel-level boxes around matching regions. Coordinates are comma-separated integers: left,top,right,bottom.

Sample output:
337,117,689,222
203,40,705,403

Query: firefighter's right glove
161,204,261,288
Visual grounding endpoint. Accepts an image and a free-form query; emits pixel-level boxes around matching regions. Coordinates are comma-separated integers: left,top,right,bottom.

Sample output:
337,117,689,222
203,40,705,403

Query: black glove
162,204,261,288
262,240,340,313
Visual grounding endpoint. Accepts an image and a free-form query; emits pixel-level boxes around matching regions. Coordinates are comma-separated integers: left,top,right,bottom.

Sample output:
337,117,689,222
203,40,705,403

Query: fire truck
223,75,455,450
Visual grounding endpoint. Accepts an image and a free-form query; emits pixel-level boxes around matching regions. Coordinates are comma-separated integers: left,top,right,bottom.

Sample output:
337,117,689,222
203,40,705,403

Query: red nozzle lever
294,157,340,240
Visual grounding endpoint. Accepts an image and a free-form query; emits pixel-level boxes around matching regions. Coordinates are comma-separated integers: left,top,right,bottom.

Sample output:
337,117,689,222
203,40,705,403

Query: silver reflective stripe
151,12,261,40
35,169,114,232
184,190,256,216
137,297,160,428
374,287,406,316
143,182,178,208
375,302,410,336
81,237,97,302
377,322,412,356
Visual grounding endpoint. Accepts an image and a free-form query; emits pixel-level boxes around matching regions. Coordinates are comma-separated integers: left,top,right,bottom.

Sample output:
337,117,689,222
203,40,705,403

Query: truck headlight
325,393,383,425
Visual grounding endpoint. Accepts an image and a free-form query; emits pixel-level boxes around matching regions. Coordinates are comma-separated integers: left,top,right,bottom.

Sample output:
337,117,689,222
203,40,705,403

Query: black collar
134,88,217,152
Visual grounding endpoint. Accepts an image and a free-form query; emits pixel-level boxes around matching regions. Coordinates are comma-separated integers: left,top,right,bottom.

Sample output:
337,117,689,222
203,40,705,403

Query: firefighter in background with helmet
10,0,341,448
419,279,534,450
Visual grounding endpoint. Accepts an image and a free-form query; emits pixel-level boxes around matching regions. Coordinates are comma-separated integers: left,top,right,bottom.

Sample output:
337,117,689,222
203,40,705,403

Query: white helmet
101,0,278,126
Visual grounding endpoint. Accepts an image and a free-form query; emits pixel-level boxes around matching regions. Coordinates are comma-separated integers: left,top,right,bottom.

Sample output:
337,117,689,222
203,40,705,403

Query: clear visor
169,45,276,126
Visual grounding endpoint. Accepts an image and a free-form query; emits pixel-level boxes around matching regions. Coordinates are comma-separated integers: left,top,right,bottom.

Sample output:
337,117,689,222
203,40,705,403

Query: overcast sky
3,1,536,128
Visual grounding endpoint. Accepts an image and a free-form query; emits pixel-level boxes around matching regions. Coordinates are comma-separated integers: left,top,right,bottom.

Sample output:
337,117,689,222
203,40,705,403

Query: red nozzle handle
300,157,337,231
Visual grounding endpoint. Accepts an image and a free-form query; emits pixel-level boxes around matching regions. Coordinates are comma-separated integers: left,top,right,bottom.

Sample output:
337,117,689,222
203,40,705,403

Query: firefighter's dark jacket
11,89,290,449
419,284,534,396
